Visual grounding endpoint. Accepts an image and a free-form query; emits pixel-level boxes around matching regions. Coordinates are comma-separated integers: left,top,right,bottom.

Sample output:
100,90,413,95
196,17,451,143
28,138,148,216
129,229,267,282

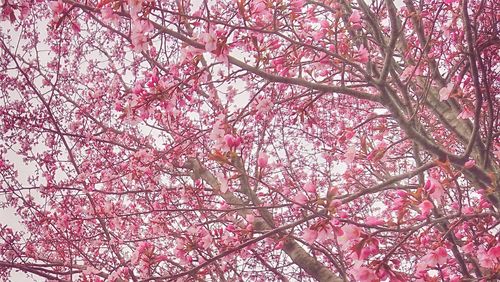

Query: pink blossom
101,6,120,25
258,152,268,167
1,3,15,22
4,250,16,260
344,145,356,164
424,178,435,193
360,242,380,260
246,214,255,223
464,159,475,168
48,0,64,15
294,192,308,205
364,216,384,226
424,177,444,202
217,173,228,193
461,242,474,254
477,247,498,268
463,206,474,215
421,247,448,268
328,199,342,210
312,29,327,41
349,10,362,29
180,46,204,62
474,245,500,269
356,46,369,63
303,228,318,244
201,31,218,52
224,134,241,149
396,190,407,197
290,0,305,13
488,244,500,258
226,224,236,233
252,0,266,15
391,197,405,210
439,82,454,101
129,0,143,20
131,19,153,52
303,182,316,193
419,200,433,217
317,227,334,242
101,6,113,20
201,233,212,249
71,22,81,33
351,264,377,282
457,107,474,119
400,66,415,80
224,134,235,148
342,224,361,241
274,240,284,250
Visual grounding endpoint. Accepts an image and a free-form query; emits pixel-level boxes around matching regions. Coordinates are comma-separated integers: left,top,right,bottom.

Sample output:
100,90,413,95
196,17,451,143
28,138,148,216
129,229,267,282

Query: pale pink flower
180,46,204,62
131,19,153,52
312,29,327,41
401,66,423,80
488,244,500,257
344,145,356,164
351,263,377,281
457,107,474,119
329,199,342,209
217,173,228,193
421,247,448,267
274,240,284,250
356,45,369,63
293,192,308,205
419,200,433,217
303,182,316,193
201,31,218,52
439,82,454,101
252,0,266,15
477,247,497,268
4,250,16,260
400,66,415,80
349,10,362,29
101,6,120,25
258,152,268,168
303,228,318,244
317,227,334,242
101,6,113,20
463,206,474,215
246,214,255,223
129,0,143,20
464,159,475,168
364,216,384,226
391,197,405,210
48,0,64,15
461,242,474,254
342,224,361,241
290,0,305,13
224,134,241,149
201,233,212,249
424,177,444,202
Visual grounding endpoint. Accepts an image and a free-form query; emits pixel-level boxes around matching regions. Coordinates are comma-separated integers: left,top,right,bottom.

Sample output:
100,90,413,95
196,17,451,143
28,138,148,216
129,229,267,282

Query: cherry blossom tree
0,0,499,281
